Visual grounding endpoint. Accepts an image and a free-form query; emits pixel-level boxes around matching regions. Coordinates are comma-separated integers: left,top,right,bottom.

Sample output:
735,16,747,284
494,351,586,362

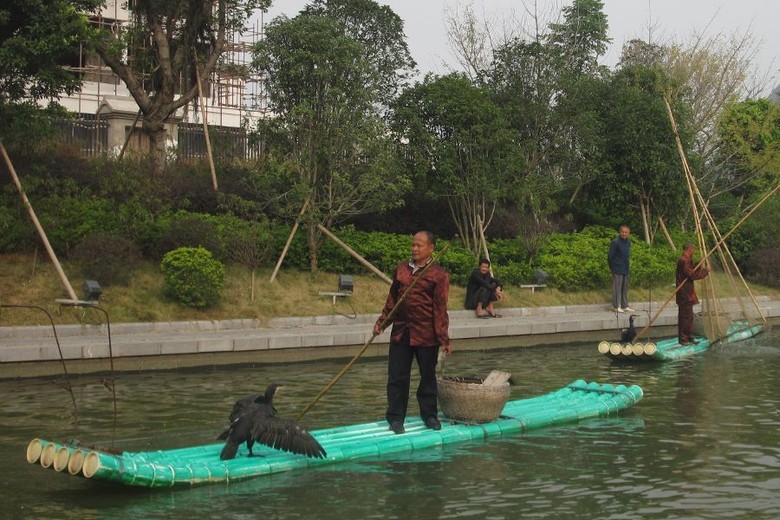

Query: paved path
1,298,777,378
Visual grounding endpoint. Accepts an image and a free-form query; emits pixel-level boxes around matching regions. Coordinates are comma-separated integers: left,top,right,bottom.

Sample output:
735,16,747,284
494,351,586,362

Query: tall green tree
91,0,271,176
0,0,100,140
390,73,522,254
547,0,610,77
253,0,415,270
583,65,693,243
482,0,612,224
716,98,780,203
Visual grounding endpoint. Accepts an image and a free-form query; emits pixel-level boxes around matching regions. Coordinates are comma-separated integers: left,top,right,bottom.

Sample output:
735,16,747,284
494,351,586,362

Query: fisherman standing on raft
675,242,710,345
374,231,451,435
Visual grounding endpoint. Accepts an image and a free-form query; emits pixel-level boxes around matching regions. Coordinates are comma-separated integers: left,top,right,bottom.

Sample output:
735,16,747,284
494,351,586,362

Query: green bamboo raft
598,321,763,362
25,379,643,488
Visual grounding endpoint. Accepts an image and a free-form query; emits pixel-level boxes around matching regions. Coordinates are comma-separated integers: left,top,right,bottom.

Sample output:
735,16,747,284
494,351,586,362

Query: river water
2,328,779,519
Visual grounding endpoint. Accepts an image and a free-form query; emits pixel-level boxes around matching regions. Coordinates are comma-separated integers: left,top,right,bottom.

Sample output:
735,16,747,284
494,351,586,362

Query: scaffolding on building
55,1,269,158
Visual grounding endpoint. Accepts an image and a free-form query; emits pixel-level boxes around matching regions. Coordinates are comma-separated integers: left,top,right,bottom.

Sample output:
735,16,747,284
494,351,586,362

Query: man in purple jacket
374,231,451,435
675,243,710,345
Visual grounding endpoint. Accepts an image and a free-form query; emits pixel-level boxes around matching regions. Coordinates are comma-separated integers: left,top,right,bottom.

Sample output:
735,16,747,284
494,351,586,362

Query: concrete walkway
1,297,778,378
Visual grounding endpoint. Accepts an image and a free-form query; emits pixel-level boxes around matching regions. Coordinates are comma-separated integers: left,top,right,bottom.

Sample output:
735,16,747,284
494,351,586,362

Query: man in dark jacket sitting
465,258,503,318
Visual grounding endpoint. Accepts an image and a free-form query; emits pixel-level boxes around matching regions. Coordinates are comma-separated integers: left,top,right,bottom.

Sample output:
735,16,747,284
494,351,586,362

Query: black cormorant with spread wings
218,383,326,461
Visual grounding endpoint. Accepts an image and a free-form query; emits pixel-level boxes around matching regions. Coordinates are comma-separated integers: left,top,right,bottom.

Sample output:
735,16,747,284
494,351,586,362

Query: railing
177,123,261,161
53,116,109,157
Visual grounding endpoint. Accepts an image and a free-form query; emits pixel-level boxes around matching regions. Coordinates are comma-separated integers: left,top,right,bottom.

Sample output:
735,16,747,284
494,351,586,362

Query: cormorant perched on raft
217,383,327,461
620,314,640,343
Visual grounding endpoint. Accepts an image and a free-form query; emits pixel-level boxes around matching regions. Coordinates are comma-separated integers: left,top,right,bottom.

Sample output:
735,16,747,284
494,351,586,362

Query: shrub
37,195,122,255
160,247,225,308
70,232,141,286
0,201,34,253
153,212,223,260
744,248,780,287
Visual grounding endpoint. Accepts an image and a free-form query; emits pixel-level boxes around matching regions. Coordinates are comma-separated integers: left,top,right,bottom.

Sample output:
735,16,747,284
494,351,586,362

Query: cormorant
620,314,640,343
217,383,326,461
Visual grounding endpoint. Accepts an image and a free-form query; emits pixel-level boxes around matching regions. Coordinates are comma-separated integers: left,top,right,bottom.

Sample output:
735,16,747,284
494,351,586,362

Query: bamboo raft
598,320,763,361
25,379,643,488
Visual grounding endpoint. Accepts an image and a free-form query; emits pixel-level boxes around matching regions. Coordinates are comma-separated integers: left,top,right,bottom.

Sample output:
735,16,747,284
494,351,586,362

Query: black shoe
389,421,405,434
424,416,442,430
690,339,699,345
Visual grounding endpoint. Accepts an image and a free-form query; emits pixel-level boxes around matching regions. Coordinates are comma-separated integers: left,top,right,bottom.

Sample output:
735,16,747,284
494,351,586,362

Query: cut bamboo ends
68,449,86,475
598,341,657,359
82,452,100,479
26,438,43,464
40,443,57,468
26,439,88,476
53,446,71,472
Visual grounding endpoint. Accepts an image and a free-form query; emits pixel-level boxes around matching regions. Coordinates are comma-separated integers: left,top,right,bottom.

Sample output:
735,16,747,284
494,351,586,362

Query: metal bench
519,284,547,293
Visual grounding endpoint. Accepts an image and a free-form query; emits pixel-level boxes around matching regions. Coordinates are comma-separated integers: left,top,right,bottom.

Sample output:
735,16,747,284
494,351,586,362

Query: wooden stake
269,197,310,283
477,215,493,277
1,142,78,300
317,224,392,285
195,53,218,192
118,109,141,161
658,216,676,250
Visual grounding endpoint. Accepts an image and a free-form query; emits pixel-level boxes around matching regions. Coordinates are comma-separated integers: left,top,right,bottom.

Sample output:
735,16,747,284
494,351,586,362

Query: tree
716,98,780,203
481,0,612,224
0,0,101,140
253,0,415,270
583,65,692,243
91,0,271,176
390,73,522,254
618,27,767,206
547,0,610,77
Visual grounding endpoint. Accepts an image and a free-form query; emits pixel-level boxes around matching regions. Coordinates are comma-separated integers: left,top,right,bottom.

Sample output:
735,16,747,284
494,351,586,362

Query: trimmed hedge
161,247,226,308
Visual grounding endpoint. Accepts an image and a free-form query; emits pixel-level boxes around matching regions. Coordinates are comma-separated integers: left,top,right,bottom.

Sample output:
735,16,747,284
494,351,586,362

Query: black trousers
678,304,694,342
386,330,439,424
474,287,496,309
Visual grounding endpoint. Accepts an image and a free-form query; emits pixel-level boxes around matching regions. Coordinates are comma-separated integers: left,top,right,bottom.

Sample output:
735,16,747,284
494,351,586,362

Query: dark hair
683,242,695,251
479,258,491,266
416,230,436,246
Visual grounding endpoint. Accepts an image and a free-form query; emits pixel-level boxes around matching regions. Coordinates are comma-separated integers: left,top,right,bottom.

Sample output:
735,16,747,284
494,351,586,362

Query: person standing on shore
373,231,451,435
607,225,635,313
675,243,710,345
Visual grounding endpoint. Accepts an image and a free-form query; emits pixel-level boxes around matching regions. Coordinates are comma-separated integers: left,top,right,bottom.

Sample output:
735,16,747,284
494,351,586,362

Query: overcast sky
263,0,779,95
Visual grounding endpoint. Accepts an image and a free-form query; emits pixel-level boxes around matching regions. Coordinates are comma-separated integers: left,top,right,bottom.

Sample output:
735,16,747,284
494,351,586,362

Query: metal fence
177,123,261,161
53,117,260,160
53,115,109,156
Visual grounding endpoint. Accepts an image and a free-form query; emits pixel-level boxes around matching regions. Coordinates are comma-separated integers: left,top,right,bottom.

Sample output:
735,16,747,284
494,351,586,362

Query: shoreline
1,298,778,379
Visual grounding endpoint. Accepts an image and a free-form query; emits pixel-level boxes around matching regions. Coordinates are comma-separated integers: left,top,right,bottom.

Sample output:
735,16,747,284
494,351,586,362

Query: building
57,0,267,158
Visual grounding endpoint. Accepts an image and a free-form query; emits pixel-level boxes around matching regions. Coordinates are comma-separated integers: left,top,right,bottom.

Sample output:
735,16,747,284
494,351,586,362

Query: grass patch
0,253,776,327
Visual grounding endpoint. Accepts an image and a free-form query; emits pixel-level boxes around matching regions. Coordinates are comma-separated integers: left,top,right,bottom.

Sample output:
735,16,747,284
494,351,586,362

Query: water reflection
1,329,779,518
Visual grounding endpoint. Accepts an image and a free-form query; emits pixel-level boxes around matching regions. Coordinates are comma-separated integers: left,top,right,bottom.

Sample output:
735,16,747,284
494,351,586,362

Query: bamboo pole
634,173,779,341
476,215,493,277
269,197,310,283
1,142,78,300
194,56,218,192
317,224,392,285
658,216,676,250
665,97,770,329
296,243,450,421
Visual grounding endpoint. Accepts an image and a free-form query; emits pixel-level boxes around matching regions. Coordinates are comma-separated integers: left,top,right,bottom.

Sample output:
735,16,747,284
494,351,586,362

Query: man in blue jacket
607,225,635,313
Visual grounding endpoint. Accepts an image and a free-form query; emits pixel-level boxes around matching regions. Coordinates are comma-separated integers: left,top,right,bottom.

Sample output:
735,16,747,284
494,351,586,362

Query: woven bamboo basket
437,376,511,423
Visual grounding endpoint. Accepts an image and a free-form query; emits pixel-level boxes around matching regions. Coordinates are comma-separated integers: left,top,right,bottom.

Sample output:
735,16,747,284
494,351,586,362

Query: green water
2,329,779,519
